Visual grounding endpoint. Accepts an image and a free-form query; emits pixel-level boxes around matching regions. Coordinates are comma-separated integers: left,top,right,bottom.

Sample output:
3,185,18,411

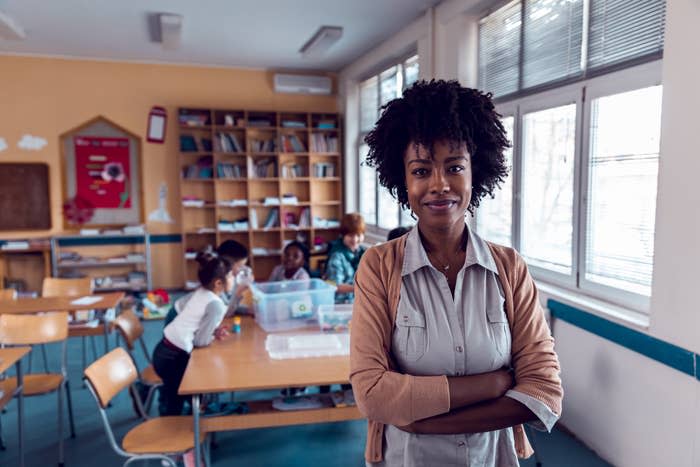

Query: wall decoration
147,106,167,143
0,163,51,230
148,182,174,224
18,134,47,151
0,137,7,152
60,116,143,229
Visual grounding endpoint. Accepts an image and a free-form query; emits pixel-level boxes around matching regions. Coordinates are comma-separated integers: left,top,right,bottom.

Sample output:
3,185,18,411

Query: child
268,241,310,282
153,249,233,416
387,226,411,241
164,240,250,326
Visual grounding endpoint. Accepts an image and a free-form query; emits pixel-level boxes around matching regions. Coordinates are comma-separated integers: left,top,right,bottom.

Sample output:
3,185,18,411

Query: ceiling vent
299,26,343,58
273,74,332,95
148,13,183,50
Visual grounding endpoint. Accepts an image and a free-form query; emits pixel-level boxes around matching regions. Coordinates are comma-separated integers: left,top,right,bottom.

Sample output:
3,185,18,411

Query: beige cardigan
349,235,563,462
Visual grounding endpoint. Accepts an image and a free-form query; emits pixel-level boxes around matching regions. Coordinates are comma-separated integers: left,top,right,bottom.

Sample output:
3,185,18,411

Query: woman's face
403,140,472,230
283,245,305,271
343,233,364,252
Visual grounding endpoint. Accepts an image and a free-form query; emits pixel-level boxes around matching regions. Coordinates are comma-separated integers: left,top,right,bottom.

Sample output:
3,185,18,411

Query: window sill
535,281,650,332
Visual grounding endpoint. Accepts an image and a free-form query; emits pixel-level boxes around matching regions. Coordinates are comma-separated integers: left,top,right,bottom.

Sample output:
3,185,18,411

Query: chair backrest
84,347,138,408
0,311,69,345
42,277,92,297
112,308,144,350
0,289,17,300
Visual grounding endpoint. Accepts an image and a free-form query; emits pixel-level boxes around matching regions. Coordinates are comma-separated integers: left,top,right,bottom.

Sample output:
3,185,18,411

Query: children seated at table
268,241,310,282
153,249,233,416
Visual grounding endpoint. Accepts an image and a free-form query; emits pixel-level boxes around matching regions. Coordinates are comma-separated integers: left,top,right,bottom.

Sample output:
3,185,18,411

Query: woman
325,212,367,303
350,80,563,466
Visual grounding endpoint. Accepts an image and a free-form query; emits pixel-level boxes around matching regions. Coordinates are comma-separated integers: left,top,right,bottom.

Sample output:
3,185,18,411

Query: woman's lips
424,199,458,212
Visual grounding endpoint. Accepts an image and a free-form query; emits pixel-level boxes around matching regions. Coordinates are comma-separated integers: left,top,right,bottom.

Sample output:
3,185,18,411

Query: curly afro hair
363,79,510,214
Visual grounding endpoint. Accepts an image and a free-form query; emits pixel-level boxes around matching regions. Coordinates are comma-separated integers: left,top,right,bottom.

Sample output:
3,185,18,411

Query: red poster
74,136,131,209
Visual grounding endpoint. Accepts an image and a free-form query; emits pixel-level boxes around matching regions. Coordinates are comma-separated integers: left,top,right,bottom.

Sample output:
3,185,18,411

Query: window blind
478,0,522,97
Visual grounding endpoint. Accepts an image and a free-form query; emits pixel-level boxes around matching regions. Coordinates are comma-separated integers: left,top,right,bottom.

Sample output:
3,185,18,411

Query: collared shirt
370,225,558,467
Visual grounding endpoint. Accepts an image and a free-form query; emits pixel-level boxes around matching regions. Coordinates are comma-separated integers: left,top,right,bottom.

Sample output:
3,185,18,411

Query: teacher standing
350,80,563,466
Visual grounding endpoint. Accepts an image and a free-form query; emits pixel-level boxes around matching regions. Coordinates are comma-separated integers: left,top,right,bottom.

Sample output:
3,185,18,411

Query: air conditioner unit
273,74,332,95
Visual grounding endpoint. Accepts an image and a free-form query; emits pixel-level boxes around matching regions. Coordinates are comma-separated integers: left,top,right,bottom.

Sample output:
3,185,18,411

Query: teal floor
0,319,611,467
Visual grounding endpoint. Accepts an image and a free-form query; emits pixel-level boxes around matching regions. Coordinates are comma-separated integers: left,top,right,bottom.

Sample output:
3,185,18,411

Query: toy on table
232,316,241,333
141,288,170,319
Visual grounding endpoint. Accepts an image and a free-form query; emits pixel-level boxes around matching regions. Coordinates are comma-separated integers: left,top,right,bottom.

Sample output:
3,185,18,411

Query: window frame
357,53,419,237
480,60,662,313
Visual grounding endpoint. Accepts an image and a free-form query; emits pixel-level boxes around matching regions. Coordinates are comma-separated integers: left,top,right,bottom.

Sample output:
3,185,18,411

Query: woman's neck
417,220,467,255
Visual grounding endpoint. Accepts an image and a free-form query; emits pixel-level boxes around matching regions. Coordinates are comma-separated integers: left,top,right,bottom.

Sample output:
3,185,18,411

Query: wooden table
0,346,31,467
0,292,124,354
179,317,362,467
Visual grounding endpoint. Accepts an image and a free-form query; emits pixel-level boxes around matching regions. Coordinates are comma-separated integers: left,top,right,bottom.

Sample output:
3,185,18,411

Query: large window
476,0,665,312
358,55,420,233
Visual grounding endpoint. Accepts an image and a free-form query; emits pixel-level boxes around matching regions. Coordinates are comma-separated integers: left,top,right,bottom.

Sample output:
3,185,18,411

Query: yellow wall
0,55,338,287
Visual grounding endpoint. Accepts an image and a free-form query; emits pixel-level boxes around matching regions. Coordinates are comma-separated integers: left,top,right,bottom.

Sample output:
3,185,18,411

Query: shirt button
456,346,463,353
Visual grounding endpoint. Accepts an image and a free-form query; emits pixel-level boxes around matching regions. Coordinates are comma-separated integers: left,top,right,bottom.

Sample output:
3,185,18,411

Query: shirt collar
402,223,499,276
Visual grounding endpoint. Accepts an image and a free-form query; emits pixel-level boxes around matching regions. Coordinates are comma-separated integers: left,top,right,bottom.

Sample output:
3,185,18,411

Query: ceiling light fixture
148,13,183,50
0,10,26,40
299,26,343,58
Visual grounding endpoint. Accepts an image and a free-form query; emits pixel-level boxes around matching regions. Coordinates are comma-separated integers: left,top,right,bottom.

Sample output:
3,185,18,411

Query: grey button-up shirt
369,225,558,467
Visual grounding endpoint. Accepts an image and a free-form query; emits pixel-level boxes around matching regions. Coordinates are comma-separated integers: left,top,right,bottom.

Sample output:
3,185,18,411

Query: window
476,0,665,312
358,54,420,233
478,0,665,99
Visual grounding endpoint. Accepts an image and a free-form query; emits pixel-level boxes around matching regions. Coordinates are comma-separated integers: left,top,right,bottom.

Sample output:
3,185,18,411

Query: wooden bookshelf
178,108,342,284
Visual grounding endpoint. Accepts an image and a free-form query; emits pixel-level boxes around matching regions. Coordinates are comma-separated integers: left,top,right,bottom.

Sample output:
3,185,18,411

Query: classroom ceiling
0,0,441,71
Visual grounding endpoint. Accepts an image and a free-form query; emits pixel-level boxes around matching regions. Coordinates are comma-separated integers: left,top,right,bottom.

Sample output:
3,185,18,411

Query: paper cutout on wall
0,138,7,152
148,182,174,224
18,134,47,151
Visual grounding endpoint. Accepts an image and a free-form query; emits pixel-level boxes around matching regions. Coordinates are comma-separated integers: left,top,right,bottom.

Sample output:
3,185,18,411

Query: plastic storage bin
250,279,336,332
265,333,350,359
317,304,353,333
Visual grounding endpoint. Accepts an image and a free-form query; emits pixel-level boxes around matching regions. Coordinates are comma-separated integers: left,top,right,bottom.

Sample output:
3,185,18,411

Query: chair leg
81,337,87,371
58,381,64,467
90,336,98,361
41,343,49,373
144,385,158,414
0,411,5,451
65,379,76,438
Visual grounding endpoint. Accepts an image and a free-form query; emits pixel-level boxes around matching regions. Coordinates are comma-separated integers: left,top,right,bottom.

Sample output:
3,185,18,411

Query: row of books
280,134,306,153
180,135,213,152
216,132,244,153
280,162,306,178
253,159,277,178
281,120,306,128
218,219,249,231
217,162,246,179
182,156,214,179
250,208,280,229
179,113,210,127
250,138,277,153
285,207,311,228
310,134,339,153
312,162,336,178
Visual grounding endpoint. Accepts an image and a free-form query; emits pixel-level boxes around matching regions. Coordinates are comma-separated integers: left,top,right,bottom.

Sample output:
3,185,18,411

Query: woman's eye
411,168,428,176
449,165,465,174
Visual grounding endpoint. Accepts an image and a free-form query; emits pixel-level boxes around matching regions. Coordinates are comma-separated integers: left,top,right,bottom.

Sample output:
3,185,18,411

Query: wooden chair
0,312,75,466
0,289,16,300
42,277,105,371
84,347,208,467
112,308,162,413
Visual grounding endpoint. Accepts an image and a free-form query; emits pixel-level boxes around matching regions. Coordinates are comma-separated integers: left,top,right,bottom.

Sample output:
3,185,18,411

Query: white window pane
377,186,400,230
404,55,419,88
360,77,378,132
585,85,662,296
380,66,399,106
521,104,576,274
358,144,377,225
476,116,514,246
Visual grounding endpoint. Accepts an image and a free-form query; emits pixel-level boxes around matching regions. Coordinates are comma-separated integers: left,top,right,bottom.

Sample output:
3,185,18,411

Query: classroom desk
179,317,362,467
0,292,124,353
0,346,31,467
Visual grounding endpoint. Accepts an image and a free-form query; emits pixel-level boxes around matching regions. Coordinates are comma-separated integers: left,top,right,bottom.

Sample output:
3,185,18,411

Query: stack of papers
70,296,104,306
265,333,350,360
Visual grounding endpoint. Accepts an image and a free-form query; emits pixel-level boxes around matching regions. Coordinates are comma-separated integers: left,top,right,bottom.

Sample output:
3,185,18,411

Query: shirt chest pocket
486,300,511,360
394,307,427,362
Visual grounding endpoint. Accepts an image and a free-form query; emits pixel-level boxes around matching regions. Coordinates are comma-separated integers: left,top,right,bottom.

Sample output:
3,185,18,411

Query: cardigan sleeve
505,251,563,424
349,247,450,427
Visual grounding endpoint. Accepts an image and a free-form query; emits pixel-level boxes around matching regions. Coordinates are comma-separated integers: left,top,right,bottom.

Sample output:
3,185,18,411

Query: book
263,208,279,229
1,241,29,250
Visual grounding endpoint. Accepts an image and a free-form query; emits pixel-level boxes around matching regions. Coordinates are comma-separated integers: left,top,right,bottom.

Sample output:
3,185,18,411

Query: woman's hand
214,324,230,340
492,368,515,398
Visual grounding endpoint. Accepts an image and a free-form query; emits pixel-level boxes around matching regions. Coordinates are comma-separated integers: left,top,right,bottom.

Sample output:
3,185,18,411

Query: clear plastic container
317,304,353,333
265,333,350,359
250,279,336,332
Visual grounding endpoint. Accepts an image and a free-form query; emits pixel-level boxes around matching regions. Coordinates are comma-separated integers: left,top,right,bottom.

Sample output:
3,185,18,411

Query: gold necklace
425,230,468,272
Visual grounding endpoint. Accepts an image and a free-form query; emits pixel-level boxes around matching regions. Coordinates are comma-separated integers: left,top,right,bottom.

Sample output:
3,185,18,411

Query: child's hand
234,283,249,298
214,324,230,340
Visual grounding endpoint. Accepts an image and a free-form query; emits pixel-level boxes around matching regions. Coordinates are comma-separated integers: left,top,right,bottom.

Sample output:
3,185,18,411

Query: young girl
268,241,310,282
153,249,233,416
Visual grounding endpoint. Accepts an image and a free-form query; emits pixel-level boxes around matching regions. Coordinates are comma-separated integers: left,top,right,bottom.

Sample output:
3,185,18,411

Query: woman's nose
429,169,449,194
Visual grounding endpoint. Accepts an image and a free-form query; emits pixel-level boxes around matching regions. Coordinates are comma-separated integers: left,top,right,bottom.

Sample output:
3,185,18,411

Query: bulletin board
0,163,51,230
60,116,143,229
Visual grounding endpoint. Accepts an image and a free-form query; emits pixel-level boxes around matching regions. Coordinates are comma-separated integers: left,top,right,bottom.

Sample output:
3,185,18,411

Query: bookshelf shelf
179,107,342,284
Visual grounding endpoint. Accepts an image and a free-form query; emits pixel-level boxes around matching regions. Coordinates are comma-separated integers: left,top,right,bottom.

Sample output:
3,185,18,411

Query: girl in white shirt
153,250,233,415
